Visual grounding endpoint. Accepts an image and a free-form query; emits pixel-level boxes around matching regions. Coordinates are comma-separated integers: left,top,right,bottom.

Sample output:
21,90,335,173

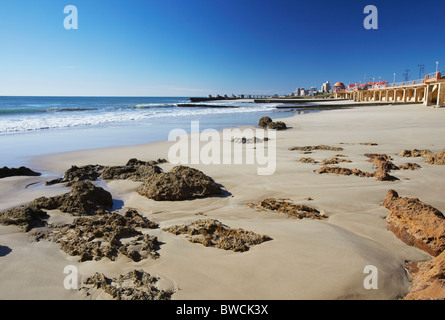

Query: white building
321,81,331,93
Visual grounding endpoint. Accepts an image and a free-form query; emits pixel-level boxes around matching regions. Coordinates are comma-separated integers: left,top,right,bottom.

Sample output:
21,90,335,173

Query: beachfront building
290,88,306,97
333,72,445,107
321,81,331,93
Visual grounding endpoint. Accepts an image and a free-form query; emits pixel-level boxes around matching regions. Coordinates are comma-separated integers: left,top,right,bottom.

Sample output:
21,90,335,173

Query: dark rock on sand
258,117,287,130
100,164,162,182
45,158,168,186
247,198,326,220
317,153,400,181
425,149,445,165
258,116,273,128
266,121,287,130
163,219,271,252
0,166,41,179
0,205,48,232
382,190,445,257
289,145,344,152
35,209,159,262
45,164,104,186
138,165,223,201
31,180,113,216
398,149,433,157
81,269,173,300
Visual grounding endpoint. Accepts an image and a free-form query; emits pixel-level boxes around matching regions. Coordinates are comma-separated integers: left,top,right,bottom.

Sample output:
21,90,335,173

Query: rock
398,149,433,157
398,163,422,170
266,121,287,130
317,166,374,178
289,145,344,152
247,198,326,220
317,153,399,181
60,165,104,186
138,166,223,201
231,137,269,144
80,269,173,300
0,205,48,232
0,166,41,179
35,210,159,262
298,157,316,164
382,190,445,257
46,159,167,186
425,149,445,165
31,180,113,216
403,251,445,300
163,219,271,252
321,157,352,165
100,164,162,182
358,142,378,146
258,117,273,128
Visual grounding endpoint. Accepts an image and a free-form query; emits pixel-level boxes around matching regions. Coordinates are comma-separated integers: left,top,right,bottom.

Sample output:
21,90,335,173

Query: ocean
0,96,305,167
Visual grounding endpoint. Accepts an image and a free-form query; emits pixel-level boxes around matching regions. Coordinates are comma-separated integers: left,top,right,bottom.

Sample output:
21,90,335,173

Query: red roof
333,82,345,88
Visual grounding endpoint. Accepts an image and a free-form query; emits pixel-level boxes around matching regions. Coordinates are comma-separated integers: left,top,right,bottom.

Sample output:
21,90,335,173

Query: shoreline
1,102,444,299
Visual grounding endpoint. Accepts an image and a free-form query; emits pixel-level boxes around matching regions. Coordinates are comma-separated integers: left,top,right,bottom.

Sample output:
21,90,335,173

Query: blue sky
0,0,444,96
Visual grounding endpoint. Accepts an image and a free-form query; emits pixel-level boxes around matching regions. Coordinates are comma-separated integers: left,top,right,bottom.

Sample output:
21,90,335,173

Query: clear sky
0,0,444,96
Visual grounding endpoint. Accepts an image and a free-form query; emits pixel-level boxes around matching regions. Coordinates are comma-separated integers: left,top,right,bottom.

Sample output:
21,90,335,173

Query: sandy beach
1,102,444,300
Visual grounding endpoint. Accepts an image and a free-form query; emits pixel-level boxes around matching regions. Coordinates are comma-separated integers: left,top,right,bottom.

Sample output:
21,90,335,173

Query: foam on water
0,99,281,134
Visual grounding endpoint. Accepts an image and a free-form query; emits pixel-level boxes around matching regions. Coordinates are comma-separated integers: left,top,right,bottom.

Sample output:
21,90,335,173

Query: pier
334,72,445,107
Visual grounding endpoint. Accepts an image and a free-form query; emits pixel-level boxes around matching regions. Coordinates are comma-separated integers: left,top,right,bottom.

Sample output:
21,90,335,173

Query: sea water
0,96,308,167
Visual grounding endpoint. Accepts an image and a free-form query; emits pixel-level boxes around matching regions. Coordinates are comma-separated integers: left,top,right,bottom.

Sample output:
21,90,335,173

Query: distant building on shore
321,81,331,93
290,88,306,96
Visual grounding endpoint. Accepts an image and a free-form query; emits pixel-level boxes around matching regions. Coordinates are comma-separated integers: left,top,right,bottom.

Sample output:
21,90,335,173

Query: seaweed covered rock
266,121,287,130
163,219,271,252
35,210,160,262
289,145,344,152
0,205,48,232
258,116,273,128
0,166,41,179
80,270,173,300
100,164,162,182
247,198,326,220
398,149,433,158
138,166,223,201
425,149,445,165
45,158,167,186
382,190,445,257
31,180,113,216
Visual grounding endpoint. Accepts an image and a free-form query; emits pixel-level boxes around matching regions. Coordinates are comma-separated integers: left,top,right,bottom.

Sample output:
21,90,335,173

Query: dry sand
1,103,444,300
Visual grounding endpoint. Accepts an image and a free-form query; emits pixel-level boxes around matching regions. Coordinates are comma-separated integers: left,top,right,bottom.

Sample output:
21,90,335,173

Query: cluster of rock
297,157,317,164
321,156,352,165
247,198,326,220
317,153,421,182
381,189,445,300
137,166,223,201
232,137,269,144
163,219,271,252
80,269,173,300
0,180,113,231
297,155,352,165
33,180,113,216
46,158,167,186
399,148,445,165
44,159,224,202
35,209,160,262
0,166,41,179
258,117,287,130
